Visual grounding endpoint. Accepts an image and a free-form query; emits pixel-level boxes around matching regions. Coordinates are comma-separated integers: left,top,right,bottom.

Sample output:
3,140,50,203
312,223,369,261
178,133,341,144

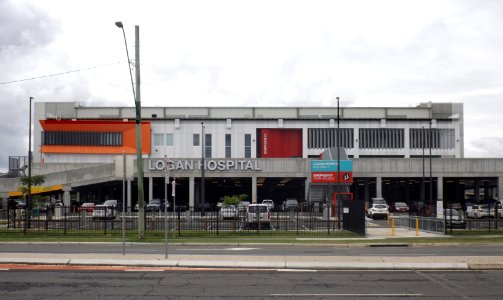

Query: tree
19,175,45,195
222,194,248,207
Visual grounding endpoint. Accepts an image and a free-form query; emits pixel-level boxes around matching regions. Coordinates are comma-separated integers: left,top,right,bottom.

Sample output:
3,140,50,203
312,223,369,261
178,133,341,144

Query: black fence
0,206,357,237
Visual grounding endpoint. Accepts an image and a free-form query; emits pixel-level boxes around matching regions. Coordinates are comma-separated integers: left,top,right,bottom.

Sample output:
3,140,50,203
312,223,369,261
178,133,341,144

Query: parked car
391,202,409,213
445,208,466,228
367,204,389,219
370,197,388,206
77,202,95,213
238,201,250,212
246,204,271,229
465,204,499,219
146,199,164,212
261,199,274,211
220,205,239,220
92,200,118,220
282,198,299,211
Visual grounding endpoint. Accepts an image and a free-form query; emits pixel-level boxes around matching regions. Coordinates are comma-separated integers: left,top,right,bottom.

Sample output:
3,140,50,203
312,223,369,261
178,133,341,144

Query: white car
261,199,274,211
445,208,466,228
220,205,239,220
92,200,118,220
367,204,389,219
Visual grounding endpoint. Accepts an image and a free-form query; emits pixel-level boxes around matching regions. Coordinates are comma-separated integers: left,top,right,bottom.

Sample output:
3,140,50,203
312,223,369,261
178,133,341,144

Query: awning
8,184,63,197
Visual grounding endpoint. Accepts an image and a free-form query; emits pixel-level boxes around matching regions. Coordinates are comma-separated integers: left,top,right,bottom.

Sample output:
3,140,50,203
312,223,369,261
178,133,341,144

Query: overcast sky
1,0,503,172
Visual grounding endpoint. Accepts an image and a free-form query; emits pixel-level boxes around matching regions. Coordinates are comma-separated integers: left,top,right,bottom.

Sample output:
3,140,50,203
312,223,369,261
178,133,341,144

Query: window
166,134,173,146
307,128,354,149
193,134,200,146
225,134,232,158
410,128,455,149
358,128,404,149
205,134,212,158
244,134,251,158
42,131,122,146
153,134,164,146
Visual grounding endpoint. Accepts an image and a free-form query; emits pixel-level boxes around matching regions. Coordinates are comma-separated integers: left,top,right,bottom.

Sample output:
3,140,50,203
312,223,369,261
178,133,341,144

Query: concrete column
189,176,195,210
76,192,80,203
475,179,480,201
376,177,382,198
252,176,257,203
148,176,153,202
63,187,71,207
127,179,132,212
499,176,503,203
437,176,443,202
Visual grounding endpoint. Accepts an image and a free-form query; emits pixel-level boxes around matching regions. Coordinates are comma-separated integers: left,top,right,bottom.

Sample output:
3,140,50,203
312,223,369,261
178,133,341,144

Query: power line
0,61,128,85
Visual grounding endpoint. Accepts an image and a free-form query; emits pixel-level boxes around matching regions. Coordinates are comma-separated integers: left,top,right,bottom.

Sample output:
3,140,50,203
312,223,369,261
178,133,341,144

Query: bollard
387,213,390,225
391,218,395,237
415,218,419,236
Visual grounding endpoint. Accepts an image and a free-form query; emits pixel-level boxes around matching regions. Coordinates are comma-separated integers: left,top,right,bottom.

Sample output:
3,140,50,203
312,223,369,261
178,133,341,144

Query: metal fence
393,215,446,234
0,206,356,237
393,214,503,235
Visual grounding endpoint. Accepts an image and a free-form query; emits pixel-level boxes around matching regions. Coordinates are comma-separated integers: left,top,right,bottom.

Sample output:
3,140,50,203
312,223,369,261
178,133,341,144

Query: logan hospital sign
148,159,262,172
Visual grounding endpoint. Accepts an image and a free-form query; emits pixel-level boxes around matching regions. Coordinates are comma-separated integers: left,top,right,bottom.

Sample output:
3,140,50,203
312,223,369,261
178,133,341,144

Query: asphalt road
1,269,501,299
1,242,502,257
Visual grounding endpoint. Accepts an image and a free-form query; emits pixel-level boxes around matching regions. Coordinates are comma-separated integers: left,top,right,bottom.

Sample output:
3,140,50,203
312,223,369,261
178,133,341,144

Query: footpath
1,226,503,271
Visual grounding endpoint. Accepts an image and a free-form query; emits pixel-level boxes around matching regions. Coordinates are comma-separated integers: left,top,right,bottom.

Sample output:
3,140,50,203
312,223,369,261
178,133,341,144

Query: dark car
390,202,409,213
146,199,164,212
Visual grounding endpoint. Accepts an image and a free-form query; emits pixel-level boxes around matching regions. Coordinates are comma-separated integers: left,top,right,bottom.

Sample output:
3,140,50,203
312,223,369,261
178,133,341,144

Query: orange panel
40,120,151,155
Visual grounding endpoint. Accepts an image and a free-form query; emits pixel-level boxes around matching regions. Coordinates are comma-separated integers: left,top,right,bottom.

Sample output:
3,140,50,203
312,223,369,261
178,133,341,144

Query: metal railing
0,206,354,237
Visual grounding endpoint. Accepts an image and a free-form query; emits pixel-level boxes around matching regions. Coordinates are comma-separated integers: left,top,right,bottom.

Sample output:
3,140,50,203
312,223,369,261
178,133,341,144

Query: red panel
259,129,302,158
311,172,353,183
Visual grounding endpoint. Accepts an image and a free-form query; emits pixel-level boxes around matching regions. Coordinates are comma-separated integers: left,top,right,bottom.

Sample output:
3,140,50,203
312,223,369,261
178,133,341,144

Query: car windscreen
374,204,387,209
446,209,461,216
248,206,268,213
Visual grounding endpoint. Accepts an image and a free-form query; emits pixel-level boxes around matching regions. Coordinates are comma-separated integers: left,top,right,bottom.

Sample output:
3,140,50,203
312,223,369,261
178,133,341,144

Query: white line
270,293,423,297
177,248,260,251
0,268,10,271
277,269,317,272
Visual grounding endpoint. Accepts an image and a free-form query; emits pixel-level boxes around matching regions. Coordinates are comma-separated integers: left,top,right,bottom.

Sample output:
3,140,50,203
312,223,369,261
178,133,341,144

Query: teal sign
311,160,352,172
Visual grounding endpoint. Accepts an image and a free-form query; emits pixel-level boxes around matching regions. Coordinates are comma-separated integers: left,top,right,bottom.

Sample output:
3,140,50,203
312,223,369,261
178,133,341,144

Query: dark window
308,128,354,149
42,131,122,146
205,134,212,158
244,134,251,158
225,134,232,158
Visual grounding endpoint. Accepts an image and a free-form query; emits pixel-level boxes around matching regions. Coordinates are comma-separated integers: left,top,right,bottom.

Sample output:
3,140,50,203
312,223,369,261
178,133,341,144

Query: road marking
270,293,423,297
178,248,260,251
277,269,317,272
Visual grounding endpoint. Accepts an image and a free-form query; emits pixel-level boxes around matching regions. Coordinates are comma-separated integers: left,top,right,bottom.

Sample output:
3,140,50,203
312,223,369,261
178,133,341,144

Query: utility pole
134,25,145,239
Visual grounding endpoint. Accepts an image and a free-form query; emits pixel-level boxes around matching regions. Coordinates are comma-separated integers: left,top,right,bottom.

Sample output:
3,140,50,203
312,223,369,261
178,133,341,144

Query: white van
247,204,271,229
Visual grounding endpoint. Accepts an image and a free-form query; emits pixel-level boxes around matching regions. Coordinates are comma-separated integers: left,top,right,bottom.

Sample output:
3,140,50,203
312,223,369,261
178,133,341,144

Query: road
1,242,502,257
1,268,501,299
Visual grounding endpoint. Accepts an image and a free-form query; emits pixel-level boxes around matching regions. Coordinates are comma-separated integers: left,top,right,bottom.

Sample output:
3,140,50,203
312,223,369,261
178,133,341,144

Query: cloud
0,0,62,173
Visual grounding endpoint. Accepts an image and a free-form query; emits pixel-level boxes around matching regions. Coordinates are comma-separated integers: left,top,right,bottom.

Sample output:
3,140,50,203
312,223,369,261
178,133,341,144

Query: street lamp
201,123,205,215
115,21,145,239
336,96,341,229
24,96,33,234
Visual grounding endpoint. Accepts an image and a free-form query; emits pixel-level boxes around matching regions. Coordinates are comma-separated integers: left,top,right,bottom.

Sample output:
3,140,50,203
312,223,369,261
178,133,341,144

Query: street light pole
25,96,33,234
201,123,205,215
336,96,341,228
115,22,145,238
421,126,425,216
429,120,433,216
